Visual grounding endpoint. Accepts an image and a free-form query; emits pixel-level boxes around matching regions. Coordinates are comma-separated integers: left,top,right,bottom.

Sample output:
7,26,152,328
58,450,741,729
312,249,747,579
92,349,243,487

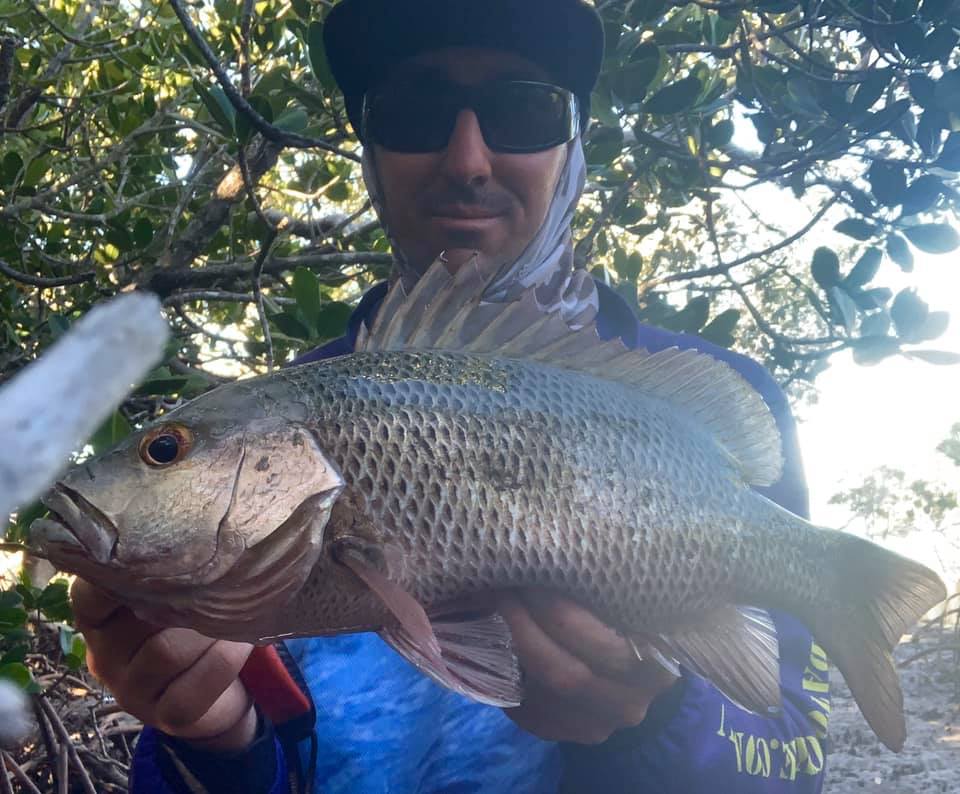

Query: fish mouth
31,483,119,565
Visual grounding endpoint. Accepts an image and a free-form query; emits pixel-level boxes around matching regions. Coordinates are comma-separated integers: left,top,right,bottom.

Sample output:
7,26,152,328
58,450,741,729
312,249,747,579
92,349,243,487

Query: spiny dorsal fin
358,256,783,486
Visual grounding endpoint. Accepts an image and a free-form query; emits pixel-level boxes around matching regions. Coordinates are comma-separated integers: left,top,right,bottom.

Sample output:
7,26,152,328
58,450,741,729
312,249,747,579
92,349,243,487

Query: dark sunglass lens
481,84,572,151
366,84,455,152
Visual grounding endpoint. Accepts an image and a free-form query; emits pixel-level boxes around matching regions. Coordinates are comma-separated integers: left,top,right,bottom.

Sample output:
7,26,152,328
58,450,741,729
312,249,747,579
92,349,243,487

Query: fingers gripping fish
31,257,946,752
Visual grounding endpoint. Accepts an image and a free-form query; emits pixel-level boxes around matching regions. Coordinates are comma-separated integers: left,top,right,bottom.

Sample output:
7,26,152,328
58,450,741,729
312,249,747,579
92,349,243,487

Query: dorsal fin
357,257,783,486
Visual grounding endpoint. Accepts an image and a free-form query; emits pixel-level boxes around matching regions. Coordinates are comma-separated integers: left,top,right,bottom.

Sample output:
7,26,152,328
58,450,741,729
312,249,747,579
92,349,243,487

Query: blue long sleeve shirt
130,279,829,793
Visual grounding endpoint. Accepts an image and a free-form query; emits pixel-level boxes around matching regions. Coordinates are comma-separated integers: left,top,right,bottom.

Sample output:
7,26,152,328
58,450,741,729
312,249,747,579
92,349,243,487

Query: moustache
423,184,515,216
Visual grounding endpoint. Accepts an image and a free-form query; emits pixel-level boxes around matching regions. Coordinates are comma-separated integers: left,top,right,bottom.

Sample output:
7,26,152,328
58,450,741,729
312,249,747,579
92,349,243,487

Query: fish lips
31,484,119,565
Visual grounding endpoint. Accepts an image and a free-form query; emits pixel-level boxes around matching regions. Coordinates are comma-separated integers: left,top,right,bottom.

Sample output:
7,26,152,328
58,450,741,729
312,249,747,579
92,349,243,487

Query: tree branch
660,196,838,284
167,0,360,161
0,259,95,288
146,251,393,296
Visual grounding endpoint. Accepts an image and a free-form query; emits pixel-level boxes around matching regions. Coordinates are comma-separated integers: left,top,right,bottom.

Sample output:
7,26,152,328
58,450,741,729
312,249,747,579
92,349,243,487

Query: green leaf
900,175,944,217
852,335,901,365
307,22,337,93
895,22,926,58
860,311,891,337
935,133,960,170
48,314,71,340
0,662,37,692
886,233,914,272
851,287,893,311
934,69,960,113
37,581,72,622
90,410,132,453
235,95,274,146
851,69,892,114
132,218,154,248
193,80,235,135
916,310,950,342
610,57,660,105
274,108,309,134
844,247,881,288
827,286,858,335
903,223,960,254
59,626,87,670
923,25,959,63
614,250,643,282
905,350,960,365
909,74,938,109
326,181,350,202
0,607,27,631
643,76,702,115
270,310,311,340
1,152,23,186
867,161,906,206
134,377,190,396
661,296,710,333
699,309,741,348
22,157,49,189
315,302,353,339
834,218,878,241
891,289,930,341
811,247,841,288
585,126,624,166
707,119,734,148
292,267,321,333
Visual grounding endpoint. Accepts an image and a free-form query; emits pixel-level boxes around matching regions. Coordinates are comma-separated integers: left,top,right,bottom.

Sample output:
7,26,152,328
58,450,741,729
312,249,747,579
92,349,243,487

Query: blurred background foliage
1,0,958,405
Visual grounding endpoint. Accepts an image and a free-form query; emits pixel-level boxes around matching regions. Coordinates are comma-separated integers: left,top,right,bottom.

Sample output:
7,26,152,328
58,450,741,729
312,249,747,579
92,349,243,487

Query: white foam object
0,293,169,524
0,679,32,750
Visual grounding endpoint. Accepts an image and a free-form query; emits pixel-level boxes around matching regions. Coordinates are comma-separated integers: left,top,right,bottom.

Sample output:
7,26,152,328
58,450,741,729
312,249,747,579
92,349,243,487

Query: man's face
370,47,568,275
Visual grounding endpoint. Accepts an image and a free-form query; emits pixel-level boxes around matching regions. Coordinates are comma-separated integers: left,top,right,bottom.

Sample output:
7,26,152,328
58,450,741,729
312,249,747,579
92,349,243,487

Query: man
72,1,830,791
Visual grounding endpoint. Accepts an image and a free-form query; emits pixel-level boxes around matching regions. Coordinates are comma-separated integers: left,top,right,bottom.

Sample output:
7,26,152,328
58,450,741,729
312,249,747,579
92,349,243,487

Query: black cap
323,0,604,137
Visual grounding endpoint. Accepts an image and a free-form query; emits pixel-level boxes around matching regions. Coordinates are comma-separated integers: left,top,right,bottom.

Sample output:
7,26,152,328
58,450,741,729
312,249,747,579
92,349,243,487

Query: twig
0,36,16,115
163,289,294,307
56,743,67,794
145,251,392,295
898,643,960,667
37,695,98,794
253,229,280,371
0,259,96,288
166,0,360,160
659,197,838,284
30,696,58,769
1,751,42,794
0,756,13,794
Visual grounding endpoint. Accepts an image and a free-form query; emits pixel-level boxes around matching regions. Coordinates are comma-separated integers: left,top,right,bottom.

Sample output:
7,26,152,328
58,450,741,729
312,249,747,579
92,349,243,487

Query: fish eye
139,425,193,467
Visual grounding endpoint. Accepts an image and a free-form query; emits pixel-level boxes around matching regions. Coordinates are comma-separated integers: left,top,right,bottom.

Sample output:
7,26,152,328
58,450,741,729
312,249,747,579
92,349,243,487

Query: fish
30,257,946,752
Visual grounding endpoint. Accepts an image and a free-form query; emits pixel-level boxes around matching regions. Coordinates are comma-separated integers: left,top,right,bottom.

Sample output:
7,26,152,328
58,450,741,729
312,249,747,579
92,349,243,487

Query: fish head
30,381,345,634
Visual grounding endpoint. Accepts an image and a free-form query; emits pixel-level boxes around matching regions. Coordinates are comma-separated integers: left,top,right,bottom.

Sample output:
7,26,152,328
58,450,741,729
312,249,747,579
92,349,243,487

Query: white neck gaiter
361,137,599,328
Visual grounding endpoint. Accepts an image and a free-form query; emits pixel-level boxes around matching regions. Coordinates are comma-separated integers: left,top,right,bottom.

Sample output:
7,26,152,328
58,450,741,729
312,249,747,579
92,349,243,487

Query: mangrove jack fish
32,259,946,752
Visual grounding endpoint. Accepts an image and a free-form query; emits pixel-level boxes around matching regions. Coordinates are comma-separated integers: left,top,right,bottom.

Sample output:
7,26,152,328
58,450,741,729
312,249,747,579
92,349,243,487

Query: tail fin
807,532,946,751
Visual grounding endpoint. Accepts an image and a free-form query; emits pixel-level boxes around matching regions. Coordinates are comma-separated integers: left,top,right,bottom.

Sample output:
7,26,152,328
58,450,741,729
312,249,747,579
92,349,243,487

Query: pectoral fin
334,538,522,707
383,610,523,707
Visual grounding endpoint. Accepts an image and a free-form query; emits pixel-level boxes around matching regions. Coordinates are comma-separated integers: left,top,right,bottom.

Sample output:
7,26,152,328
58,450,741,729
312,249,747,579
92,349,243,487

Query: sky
796,249,960,583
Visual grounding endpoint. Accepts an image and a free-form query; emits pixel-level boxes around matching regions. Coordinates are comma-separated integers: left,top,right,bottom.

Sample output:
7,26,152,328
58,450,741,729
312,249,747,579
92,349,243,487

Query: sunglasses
361,79,580,154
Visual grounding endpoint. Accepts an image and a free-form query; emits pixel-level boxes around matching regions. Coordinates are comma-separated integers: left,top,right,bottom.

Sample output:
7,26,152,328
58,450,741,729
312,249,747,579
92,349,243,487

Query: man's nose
439,109,493,187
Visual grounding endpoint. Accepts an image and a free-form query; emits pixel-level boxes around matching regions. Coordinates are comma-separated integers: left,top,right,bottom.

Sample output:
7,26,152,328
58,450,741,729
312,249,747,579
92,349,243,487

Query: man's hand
71,578,258,753
497,590,678,745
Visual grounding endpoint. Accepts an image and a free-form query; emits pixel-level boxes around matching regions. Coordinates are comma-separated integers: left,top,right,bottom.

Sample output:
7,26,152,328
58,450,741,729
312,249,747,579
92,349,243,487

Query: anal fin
645,606,781,715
